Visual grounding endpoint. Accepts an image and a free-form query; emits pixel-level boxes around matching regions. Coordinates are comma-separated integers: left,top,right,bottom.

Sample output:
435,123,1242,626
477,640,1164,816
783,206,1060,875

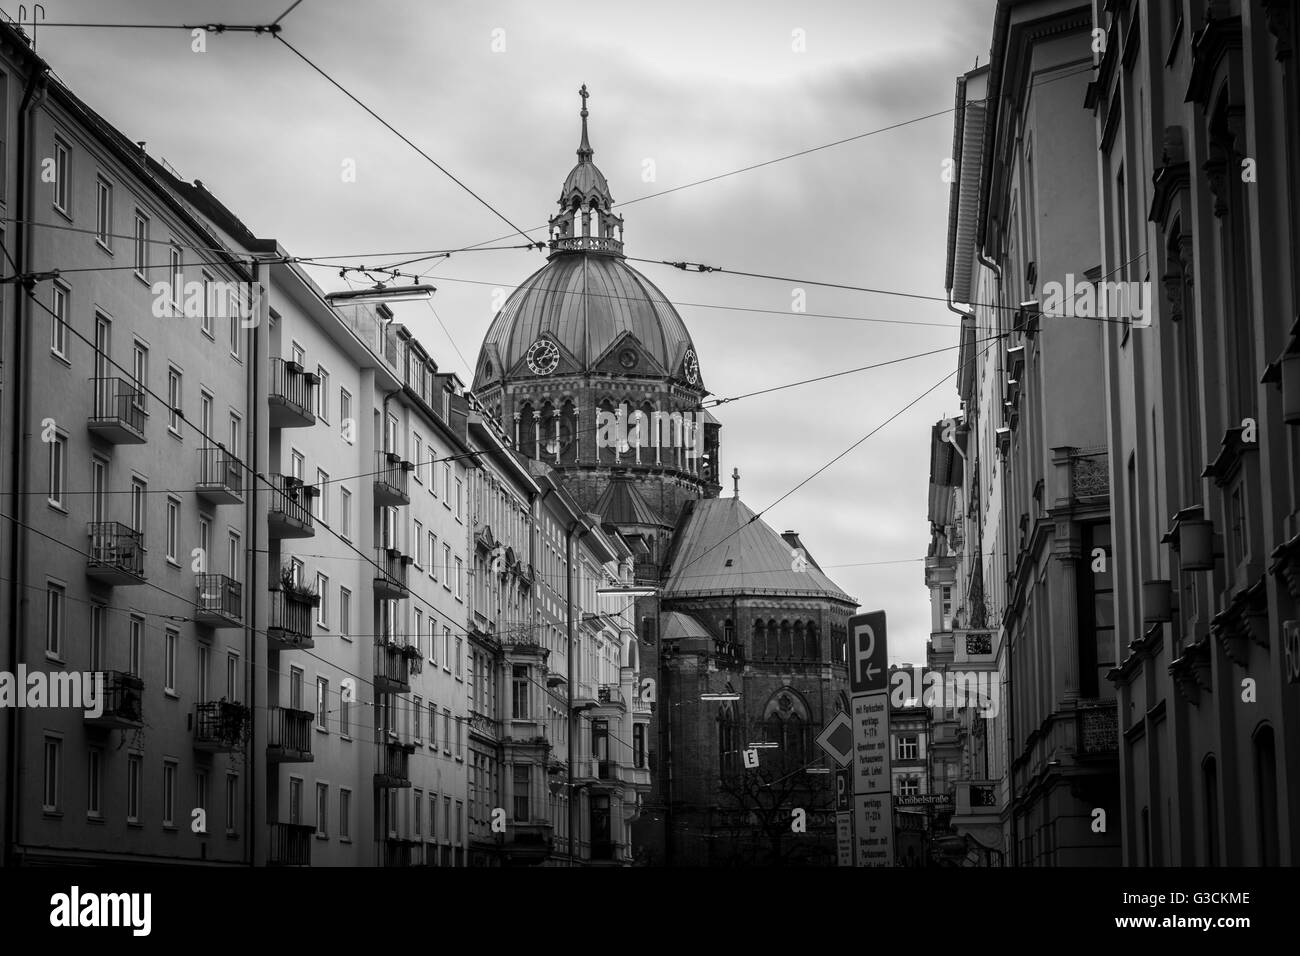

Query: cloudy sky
30,0,998,664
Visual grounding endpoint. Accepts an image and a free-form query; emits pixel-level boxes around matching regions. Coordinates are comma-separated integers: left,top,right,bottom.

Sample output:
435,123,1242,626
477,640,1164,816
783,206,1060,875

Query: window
340,487,352,539
90,604,105,673
290,666,304,711
165,497,179,562
897,736,918,761
195,770,209,825
87,748,103,818
428,532,437,579
413,695,423,742
230,294,241,357
129,617,143,676
513,762,530,822
941,585,953,631
291,449,304,482
339,388,352,442
316,573,328,627
52,136,71,213
197,644,210,704
169,245,183,314
428,703,437,749
167,367,182,434
443,796,451,843
414,788,423,838
95,176,112,249
899,776,920,798
316,783,328,837
162,761,176,826
225,773,238,834
340,587,351,639
633,724,646,768
455,801,463,846
91,458,106,524
442,544,452,588
314,468,328,521
443,627,451,670
228,411,241,460
48,431,66,508
414,610,423,650
164,629,178,693
45,583,64,658
131,477,147,536
456,478,464,520
316,677,328,730
316,367,329,422
127,754,142,823
413,435,424,483
443,708,451,754
413,520,424,568
339,789,351,841
457,718,463,758
134,212,149,280
50,283,68,357
443,462,451,501
42,737,61,812
455,558,463,600
227,652,240,702
227,531,241,581
289,777,303,826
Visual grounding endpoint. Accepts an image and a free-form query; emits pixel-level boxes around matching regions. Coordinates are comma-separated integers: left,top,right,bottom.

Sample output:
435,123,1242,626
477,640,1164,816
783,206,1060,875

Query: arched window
806,622,820,660
793,621,806,660
1254,725,1278,865
752,619,766,659
559,400,577,464
768,619,779,657
1202,755,1219,867
779,620,792,658
517,402,535,459
759,690,811,764
717,703,737,778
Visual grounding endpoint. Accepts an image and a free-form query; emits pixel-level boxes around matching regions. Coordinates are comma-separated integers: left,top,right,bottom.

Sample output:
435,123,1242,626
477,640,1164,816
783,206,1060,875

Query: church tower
472,86,721,565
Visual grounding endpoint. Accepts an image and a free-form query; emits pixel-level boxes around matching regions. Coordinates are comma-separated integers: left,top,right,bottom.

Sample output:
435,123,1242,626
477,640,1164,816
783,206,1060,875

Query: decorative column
553,411,561,464
512,411,520,450
1053,536,1082,705
532,411,541,460
654,404,662,467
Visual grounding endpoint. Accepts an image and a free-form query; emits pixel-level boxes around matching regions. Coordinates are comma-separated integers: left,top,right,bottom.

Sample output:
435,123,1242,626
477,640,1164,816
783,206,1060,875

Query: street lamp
699,692,741,702
325,283,436,305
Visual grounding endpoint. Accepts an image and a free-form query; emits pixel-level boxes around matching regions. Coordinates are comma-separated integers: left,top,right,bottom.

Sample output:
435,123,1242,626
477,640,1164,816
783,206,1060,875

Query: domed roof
473,85,703,391
473,252,702,387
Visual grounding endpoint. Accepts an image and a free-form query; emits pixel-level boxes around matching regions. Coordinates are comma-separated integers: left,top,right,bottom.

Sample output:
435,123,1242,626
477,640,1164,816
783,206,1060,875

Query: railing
90,376,146,435
268,357,318,419
375,642,411,692
964,631,994,656
86,671,143,726
375,547,411,595
1078,703,1119,755
193,700,248,750
597,684,625,708
268,474,314,531
197,445,243,498
374,451,411,503
268,587,317,642
384,838,420,867
87,522,145,578
375,741,412,787
267,707,314,758
955,780,1001,815
552,235,624,255
467,710,500,740
195,573,242,623
267,822,314,866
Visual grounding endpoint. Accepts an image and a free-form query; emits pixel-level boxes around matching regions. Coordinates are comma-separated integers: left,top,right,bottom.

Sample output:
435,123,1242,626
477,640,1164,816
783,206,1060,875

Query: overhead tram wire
273,34,538,247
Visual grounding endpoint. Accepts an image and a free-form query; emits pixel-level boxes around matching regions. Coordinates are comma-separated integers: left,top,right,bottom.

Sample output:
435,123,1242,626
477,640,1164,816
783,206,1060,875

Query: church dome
473,85,703,391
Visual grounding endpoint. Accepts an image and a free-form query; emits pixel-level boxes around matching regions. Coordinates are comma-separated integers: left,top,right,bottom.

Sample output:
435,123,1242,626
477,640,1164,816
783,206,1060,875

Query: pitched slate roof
593,478,670,528
663,497,855,604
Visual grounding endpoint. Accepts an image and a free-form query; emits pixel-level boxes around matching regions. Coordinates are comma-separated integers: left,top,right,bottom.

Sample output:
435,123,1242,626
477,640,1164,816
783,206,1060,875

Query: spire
578,83,593,162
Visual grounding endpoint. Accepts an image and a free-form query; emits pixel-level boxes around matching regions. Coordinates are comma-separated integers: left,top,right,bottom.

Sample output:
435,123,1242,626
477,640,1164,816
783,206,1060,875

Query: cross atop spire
732,467,741,498
577,83,593,161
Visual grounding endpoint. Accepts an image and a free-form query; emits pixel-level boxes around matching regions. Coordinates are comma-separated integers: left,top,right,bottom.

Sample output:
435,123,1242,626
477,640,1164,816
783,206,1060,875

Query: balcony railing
374,451,412,506
267,822,314,866
84,671,143,729
375,740,413,789
193,700,249,752
266,707,314,762
86,522,145,584
196,446,243,503
384,837,421,867
195,573,242,626
1078,703,1119,756
954,779,1001,817
595,684,626,713
374,642,411,695
267,474,315,538
268,357,318,428
467,709,500,741
267,587,320,650
88,377,146,443
374,547,412,600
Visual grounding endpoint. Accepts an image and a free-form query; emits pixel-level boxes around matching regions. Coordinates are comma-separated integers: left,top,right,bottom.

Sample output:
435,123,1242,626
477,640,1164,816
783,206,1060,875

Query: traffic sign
742,748,758,769
814,711,854,767
834,766,852,812
849,610,888,694
853,794,894,866
848,609,894,867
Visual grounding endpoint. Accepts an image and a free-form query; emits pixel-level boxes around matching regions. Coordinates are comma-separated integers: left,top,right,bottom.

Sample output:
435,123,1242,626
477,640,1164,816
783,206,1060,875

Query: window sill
164,690,179,700
166,558,181,569
226,831,238,840
53,204,73,223
86,813,105,824
96,239,114,256
127,821,143,829
50,350,72,368
47,501,68,515
168,427,183,441
316,726,329,735
45,652,65,665
43,809,63,819
201,327,215,341
315,833,328,841
135,271,151,288
162,824,178,832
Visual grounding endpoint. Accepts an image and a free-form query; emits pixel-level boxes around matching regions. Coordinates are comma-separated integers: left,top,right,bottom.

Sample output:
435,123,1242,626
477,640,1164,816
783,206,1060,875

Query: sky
21,0,1000,665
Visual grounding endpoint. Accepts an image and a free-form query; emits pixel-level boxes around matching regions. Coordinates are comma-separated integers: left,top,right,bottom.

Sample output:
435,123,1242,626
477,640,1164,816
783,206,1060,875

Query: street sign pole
848,610,894,866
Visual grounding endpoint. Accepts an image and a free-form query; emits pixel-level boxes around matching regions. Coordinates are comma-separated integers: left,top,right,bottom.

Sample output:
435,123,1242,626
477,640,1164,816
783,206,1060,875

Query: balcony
373,451,412,506
196,446,243,504
267,475,315,539
267,587,319,651
374,547,412,600
266,707,314,763
195,574,242,627
467,709,500,743
572,683,600,712
592,684,626,716
83,671,143,729
267,822,314,866
954,779,1001,818
384,837,422,867
375,740,414,789
86,522,145,584
268,357,318,428
503,821,554,865
374,642,411,695
88,377,146,443
192,700,250,753
574,757,601,784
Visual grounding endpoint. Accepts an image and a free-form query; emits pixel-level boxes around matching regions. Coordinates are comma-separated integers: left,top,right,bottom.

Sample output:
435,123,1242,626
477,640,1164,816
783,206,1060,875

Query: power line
273,33,537,246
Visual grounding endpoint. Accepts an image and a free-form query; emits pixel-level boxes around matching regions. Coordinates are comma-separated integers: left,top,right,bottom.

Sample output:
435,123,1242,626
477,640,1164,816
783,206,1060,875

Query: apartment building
944,1,1120,867
1,23,262,864
1089,0,1300,865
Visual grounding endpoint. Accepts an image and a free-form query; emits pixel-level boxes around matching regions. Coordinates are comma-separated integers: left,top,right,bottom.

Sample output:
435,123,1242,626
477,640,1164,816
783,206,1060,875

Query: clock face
683,348,699,385
526,339,560,375
619,348,638,370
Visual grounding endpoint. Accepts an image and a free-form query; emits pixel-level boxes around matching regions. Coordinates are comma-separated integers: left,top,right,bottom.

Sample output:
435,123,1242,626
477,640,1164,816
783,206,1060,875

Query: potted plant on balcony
279,567,322,607
401,642,425,675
